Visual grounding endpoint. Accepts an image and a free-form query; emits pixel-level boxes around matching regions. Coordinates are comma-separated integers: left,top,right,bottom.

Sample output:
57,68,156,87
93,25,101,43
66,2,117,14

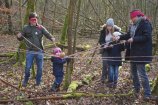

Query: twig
0,77,20,91
88,0,103,24
0,77,37,94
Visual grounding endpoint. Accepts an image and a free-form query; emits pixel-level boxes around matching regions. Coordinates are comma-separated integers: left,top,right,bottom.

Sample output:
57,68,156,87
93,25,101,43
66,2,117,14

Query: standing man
17,12,55,87
114,10,153,100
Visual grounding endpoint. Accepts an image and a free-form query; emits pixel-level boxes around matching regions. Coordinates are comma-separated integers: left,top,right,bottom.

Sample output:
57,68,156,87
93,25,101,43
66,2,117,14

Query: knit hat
113,32,122,37
130,10,144,19
52,47,62,56
106,18,114,26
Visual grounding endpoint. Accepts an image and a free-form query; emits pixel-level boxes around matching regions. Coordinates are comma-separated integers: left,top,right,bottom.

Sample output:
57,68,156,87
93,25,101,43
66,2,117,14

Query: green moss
82,74,92,85
67,81,82,92
145,64,151,72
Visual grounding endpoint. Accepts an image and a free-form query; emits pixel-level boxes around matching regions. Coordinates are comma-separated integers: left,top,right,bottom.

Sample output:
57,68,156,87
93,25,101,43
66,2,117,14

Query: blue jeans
131,63,151,97
54,76,64,85
23,50,44,85
108,65,119,85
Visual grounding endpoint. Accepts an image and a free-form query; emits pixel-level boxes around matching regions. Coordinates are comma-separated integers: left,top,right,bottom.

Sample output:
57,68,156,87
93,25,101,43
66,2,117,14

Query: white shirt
105,33,112,45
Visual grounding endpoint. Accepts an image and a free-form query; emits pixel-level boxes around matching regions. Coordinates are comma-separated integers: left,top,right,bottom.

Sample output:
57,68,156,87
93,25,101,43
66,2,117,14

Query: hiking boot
22,81,28,87
101,80,106,84
51,83,60,92
107,82,114,88
143,96,158,101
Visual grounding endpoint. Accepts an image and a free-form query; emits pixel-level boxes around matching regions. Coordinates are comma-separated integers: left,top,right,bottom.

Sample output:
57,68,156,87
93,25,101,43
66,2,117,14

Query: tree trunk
63,0,77,90
52,0,57,34
41,0,48,47
60,14,68,45
19,0,23,30
73,0,81,53
4,0,13,34
24,0,35,24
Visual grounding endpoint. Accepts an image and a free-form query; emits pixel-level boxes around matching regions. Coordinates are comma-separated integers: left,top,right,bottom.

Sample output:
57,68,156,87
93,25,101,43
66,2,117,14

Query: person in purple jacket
50,47,70,92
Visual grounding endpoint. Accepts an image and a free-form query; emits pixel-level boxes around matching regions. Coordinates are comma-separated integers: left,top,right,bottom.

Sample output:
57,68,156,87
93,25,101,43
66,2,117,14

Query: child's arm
119,43,125,51
51,56,68,64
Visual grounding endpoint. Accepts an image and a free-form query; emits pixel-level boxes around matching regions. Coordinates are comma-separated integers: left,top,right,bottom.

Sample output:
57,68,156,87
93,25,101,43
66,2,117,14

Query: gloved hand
65,56,71,62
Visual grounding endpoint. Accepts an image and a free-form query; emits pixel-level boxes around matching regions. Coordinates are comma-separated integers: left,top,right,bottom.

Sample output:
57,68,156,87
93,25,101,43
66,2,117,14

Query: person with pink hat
50,47,70,92
114,9,154,100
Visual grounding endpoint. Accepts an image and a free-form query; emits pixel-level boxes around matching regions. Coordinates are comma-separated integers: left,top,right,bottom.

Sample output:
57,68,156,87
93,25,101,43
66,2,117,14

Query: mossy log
67,72,98,92
0,92,134,103
67,81,83,92
0,52,15,57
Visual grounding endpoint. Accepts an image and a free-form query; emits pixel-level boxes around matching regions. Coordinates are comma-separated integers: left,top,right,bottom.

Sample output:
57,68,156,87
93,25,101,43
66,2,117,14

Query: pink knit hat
52,47,62,56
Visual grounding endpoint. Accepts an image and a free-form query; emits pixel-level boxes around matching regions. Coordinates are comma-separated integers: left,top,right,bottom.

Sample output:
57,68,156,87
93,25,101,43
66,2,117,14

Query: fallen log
0,53,15,57
0,92,134,103
67,72,98,92
67,81,83,92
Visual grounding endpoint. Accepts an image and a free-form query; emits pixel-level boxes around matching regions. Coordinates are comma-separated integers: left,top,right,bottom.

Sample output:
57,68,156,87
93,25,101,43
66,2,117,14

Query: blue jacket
51,56,68,76
107,43,125,66
120,18,152,63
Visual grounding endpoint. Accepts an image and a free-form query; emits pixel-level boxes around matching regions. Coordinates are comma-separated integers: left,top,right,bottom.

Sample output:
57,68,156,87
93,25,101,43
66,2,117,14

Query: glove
65,56,71,62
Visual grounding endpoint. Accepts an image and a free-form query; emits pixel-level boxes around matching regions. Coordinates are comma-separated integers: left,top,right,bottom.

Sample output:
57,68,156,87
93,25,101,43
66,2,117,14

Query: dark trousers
101,51,108,81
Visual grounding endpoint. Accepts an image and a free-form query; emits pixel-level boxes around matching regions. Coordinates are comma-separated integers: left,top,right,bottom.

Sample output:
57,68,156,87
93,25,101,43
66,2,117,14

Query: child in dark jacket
51,47,70,92
107,32,125,88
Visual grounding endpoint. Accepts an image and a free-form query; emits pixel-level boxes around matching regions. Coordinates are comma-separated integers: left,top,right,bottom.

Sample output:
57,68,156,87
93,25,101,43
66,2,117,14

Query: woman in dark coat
98,18,121,83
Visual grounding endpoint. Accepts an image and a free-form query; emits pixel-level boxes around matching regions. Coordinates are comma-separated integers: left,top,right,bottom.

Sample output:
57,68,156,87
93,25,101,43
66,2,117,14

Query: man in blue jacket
17,12,55,87
114,10,153,100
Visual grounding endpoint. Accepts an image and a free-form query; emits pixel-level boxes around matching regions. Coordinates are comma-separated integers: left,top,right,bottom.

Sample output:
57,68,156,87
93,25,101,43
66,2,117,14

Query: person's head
52,47,65,58
105,18,114,34
29,12,38,26
52,47,62,55
130,9,144,23
113,32,121,37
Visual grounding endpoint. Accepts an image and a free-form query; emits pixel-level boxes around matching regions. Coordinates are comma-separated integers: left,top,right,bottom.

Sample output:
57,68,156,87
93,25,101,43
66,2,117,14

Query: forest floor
0,34,158,105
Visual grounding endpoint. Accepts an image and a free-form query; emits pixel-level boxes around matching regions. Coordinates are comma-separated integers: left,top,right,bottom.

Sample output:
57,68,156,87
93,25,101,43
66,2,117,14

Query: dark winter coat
98,26,121,53
107,42,125,66
120,18,153,64
17,24,53,51
51,56,68,76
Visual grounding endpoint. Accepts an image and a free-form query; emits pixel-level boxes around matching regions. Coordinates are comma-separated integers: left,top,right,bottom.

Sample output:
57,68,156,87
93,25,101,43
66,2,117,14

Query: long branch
0,92,133,103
